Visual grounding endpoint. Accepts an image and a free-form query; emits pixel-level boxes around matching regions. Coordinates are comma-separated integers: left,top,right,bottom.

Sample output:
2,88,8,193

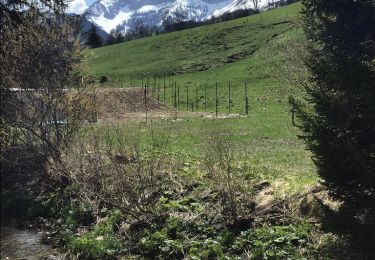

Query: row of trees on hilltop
104,29,126,45
162,8,259,33
85,22,155,48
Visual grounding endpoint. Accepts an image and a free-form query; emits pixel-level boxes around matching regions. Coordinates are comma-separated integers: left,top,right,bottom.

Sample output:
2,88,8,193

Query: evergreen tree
115,30,125,44
105,29,116,45
86,24,103,48
292,0,375,202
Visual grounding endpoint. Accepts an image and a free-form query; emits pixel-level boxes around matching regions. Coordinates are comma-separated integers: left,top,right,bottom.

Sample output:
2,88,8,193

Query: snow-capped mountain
67,0,88,14
80,0,268,34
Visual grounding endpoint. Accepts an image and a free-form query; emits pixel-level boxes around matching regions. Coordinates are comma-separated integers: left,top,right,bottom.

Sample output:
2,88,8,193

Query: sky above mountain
68,0,269,33
67,0,266,14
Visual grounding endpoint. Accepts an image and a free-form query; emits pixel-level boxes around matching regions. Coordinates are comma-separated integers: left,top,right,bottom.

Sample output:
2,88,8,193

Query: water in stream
1,225,62,260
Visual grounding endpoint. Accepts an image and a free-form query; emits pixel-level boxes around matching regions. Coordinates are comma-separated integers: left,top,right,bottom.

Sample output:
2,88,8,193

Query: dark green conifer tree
292,0,375,202
105,29,116,45
115,30,125,44
86,24,103,48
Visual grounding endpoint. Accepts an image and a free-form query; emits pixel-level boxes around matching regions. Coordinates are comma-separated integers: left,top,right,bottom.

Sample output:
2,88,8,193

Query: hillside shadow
1,146,50,221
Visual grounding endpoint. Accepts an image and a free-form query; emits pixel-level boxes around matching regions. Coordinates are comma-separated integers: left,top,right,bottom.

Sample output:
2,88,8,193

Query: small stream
1,225,62,260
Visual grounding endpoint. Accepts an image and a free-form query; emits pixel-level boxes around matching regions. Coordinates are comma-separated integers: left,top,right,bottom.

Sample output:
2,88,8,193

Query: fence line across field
96,74,250,116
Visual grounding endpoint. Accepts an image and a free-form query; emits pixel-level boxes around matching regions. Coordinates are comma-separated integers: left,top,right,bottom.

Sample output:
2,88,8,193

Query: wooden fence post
163,75,166,104
174,82,177,109
177,84,180,111
158,83,160,101
158,77,161,100
147,75,150,95
144,84,148,123
204,83,207,112
245,81,249,115
195,84,198,111
228,81,231,113
215,82,218,117
169,80,174,107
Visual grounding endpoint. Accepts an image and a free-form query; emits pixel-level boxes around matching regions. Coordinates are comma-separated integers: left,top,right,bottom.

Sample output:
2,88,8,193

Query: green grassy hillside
86,3,302,114
86,2,316,195
62,5,333,257
87,3,301,77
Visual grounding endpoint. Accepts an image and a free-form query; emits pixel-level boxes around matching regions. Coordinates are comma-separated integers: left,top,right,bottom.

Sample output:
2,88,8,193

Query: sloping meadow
53,2,357,259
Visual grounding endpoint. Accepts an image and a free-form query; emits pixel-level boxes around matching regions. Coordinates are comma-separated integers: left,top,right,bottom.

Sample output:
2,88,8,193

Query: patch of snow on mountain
212,0,269,17
101,0,118,8
165,0,209,21
93,7,133,32
67,0,88,14
85,0,275,34
138,5,159,13
204,0,233,18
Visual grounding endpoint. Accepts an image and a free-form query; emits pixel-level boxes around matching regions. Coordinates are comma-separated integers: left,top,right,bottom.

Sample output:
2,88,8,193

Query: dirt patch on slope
93,88,165,121
87,87,247,123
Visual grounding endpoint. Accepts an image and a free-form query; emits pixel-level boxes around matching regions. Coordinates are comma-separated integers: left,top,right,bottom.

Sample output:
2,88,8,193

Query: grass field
86,3,304,114
48,3,361,258
85,2,315,196
86,3,301,78
84,1,316,199
92,115,317,198
2,2,367,259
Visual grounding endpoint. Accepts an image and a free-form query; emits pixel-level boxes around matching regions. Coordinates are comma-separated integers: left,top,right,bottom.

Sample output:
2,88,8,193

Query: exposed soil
92,87,246,123
94,88,164,120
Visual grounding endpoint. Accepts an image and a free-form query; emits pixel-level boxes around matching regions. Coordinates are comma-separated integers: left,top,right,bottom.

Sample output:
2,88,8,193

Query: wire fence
95,74,252,116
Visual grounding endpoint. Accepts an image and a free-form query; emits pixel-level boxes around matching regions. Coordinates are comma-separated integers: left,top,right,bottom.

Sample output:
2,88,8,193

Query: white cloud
67,0,88,14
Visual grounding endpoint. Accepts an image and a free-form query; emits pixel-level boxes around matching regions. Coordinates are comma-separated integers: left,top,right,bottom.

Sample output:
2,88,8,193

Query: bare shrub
1,8,89,162
202,123,243,221
57,123,176,221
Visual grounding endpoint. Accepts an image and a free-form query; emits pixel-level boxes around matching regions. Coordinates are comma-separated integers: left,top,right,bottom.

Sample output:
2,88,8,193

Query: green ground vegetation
57,4,338,258
2,2,355,259
86,3,303,115
2,1,370,259
84,2,314,196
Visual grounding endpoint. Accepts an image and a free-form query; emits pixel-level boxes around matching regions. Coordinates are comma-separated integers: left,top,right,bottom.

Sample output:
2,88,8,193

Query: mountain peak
67,0,88,14
74,0,268,33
